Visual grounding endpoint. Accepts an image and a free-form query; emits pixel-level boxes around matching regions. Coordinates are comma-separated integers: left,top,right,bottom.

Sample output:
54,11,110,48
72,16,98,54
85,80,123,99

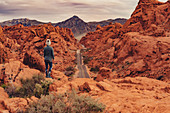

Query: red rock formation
0,60,41,86
79,82,91,92
1,23,81,72
95,67,113,82
0,26,3,34
80,23,123,55
3,98,28,113
0,87,9,112
80,0,170,81
123,0,170,36
23,50,45,72
113,32,170,80
48,77,170,113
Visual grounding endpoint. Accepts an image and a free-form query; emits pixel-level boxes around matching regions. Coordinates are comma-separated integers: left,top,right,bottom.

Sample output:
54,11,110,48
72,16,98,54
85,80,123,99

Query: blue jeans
45,60,52,78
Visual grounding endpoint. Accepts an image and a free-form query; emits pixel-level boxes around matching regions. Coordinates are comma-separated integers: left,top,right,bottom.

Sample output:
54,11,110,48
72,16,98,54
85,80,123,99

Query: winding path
76,50,90,78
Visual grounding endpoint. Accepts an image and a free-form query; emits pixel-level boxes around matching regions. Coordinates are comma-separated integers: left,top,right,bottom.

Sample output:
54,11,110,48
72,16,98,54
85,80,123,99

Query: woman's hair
46,39,51,45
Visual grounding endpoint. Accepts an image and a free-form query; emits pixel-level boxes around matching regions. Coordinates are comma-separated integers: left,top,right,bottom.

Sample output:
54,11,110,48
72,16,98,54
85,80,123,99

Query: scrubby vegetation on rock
26,90,105,113
5,74,52,98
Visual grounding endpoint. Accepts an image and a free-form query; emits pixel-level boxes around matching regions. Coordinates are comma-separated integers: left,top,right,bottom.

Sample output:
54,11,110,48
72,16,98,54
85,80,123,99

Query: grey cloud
0,0,139,22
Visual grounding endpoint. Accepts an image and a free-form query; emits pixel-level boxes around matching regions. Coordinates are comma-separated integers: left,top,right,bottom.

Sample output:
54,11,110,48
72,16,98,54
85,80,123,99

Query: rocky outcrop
123,0,170,36
23,50,45,72
1,76,170,112
0,26,3,34
0,60,41,86
80,23,123,55
0,87,9,112
95,67,113,82
80,0,170,81
0,43,9,64
3,98,28,113
78,82,91,92
1,23,81,71
48,77,170,113
112,32,170,80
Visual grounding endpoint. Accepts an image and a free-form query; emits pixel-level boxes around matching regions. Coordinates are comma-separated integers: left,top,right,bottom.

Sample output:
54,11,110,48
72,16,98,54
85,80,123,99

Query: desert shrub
90,66,100,73
1,84,7,89
5,85,17,98
26,91,105,113
5,74,52,98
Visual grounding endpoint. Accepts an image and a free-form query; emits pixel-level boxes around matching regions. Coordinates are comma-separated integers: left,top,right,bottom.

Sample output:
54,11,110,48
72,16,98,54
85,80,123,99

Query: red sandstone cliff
0,23,81,86
123,0,170,36
80,0,170,81
1,23,81,72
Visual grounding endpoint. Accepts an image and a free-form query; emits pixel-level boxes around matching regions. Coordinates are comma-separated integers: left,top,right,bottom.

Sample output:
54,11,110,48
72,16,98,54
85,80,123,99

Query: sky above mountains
0,0,168,23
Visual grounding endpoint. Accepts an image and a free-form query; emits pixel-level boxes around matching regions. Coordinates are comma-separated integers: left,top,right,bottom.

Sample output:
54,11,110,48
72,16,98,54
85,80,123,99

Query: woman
44,39,54,78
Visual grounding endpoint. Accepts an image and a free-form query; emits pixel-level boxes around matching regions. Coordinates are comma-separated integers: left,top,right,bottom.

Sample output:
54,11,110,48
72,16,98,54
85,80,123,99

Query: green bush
26,91,105,113
5,74,52,98
1,84,7,89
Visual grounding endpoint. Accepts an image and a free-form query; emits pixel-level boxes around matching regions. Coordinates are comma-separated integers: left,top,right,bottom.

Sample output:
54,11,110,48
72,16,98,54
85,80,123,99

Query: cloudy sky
0,0,168,22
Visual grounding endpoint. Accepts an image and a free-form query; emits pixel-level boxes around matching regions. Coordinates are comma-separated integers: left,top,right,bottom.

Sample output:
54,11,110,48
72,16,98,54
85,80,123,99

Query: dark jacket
44,45,54,62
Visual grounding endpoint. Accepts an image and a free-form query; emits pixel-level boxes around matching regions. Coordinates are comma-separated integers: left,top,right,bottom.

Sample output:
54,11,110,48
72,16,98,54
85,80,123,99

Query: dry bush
26,90,105,113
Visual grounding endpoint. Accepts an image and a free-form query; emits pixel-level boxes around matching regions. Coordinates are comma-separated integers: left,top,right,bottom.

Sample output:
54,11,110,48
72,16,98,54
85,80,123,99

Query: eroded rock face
95,67,113,82
0,60,41,85
78,82,91,92
0,23,81,72
123,0,170,36
0,87,9,112
0,26,3,34
3,98,28,113
80,23,123,56
23,50,45,72
80,0,170,81
113,33,170,80
48,77,170,113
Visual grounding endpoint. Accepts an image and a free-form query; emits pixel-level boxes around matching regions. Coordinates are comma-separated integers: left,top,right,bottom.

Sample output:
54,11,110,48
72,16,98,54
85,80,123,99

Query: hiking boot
48,71,53,79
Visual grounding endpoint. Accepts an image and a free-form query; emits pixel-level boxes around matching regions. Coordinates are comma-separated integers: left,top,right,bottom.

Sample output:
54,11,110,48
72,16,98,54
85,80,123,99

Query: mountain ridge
0,16,127,37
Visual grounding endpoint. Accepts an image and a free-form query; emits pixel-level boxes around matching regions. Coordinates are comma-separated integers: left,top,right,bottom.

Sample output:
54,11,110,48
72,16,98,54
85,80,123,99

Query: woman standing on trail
44,39,54,78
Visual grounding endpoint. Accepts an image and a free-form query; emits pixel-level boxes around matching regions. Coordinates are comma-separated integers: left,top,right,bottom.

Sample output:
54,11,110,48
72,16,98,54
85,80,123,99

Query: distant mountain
0,16,127,37
54,15,92,37
54,16,127,37
88,18,127,28
0,18,46,27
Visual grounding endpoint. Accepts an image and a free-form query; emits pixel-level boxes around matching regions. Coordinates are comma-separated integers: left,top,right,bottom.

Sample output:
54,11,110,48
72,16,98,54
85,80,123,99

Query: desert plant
1,84,7,89
5,74,52,98
5,84,17,98
26,91,105,113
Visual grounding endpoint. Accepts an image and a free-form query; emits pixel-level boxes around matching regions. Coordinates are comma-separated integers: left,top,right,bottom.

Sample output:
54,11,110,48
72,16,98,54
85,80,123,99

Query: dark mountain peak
56,15,87,27
66,15,85,23
72,15,80,19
